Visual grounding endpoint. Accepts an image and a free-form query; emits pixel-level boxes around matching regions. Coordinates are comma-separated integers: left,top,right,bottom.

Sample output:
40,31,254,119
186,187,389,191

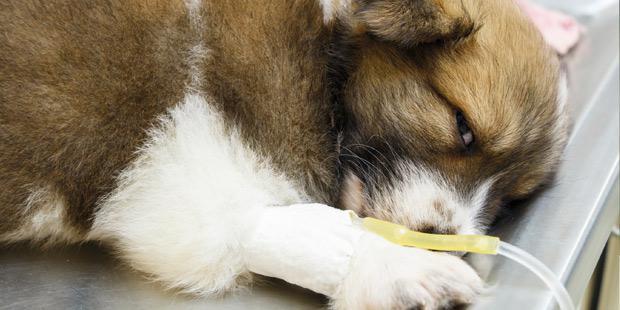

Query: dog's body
0,0,568,308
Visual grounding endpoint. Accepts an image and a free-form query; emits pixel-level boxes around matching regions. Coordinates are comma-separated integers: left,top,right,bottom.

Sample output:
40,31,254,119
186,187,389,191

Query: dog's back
1,1,189,239
0,0,338,242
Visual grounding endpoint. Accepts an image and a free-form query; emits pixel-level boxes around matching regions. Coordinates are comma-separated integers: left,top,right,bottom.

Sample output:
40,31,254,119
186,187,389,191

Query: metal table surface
1,1,618,309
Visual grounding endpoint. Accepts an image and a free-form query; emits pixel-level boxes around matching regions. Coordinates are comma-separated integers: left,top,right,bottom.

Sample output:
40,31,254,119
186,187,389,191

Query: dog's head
334,0,569,235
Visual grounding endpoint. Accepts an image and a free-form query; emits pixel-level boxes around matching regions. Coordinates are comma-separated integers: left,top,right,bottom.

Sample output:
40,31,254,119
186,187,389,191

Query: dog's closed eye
456,110,474,148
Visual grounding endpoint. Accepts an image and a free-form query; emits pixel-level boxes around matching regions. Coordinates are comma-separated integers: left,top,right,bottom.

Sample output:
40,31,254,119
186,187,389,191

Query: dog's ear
354,0,476,47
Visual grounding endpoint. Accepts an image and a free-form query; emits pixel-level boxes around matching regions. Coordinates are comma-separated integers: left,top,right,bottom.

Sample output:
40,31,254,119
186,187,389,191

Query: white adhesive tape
243,203,364,296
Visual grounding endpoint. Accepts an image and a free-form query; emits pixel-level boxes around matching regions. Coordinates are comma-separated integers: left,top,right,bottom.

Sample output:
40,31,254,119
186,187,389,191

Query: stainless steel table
0,244,325,309
1,1,618,309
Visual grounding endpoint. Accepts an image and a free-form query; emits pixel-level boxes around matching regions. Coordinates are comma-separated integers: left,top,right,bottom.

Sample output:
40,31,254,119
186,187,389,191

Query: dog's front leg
87,94,307,295
244,203,483,309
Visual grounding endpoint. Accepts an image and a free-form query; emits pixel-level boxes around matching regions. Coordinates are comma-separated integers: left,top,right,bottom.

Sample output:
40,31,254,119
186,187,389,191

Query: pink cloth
515,0,583,55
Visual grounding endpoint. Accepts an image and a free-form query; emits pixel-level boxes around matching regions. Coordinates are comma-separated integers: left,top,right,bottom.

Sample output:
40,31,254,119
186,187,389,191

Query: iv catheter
352,214,575,310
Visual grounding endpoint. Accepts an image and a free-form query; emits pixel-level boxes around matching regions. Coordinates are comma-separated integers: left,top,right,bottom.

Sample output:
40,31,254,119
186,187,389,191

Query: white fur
463,177,496,234
553,71,570,145
184,0,208,93
372,164,494,235
89,94,306,294
557,71,569,112
332,233,483,309
0,185,80,244
184,0,201,14
318,0,351,24
186,43,208,93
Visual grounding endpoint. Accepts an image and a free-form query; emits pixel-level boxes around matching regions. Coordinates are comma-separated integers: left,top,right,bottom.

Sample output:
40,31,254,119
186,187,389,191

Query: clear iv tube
356,215,575,310
497,241,574,310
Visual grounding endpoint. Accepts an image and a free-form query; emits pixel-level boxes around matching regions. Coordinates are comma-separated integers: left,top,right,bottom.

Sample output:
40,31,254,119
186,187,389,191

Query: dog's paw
330,234,482,310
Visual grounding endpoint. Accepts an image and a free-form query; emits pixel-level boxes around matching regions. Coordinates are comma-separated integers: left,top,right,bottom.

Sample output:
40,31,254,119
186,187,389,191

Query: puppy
0,0,567,308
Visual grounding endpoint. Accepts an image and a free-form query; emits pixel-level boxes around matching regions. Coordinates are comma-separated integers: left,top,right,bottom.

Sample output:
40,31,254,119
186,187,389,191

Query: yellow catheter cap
353,214,500,255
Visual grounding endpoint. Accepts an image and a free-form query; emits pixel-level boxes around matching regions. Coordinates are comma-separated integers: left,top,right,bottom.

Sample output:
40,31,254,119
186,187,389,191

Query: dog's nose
417,223,457,235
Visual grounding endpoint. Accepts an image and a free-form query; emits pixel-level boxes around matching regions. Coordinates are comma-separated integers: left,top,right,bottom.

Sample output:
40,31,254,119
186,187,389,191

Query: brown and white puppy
0,0,567,309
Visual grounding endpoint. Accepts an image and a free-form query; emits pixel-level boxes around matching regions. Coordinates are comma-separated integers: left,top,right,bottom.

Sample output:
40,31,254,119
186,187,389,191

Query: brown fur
0,0,192,235
0,0,339,237
200,0,339,203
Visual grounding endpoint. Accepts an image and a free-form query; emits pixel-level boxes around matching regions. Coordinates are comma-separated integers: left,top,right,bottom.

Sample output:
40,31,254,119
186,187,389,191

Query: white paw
331,234,483,310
